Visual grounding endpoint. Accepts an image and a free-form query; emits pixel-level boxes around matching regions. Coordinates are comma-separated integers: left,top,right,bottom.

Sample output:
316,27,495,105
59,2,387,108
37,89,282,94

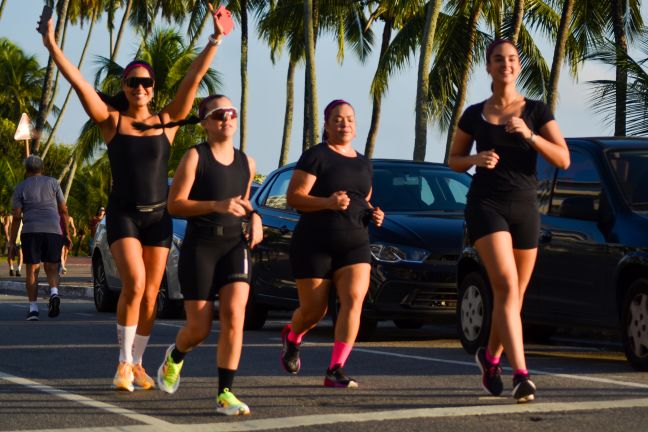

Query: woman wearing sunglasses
151,95,262,416
38,5,227,392
280,99,384,388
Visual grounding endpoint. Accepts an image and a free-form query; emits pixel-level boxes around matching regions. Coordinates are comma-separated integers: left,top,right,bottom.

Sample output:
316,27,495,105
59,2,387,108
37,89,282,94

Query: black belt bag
186,223,242,239
135,201,167,213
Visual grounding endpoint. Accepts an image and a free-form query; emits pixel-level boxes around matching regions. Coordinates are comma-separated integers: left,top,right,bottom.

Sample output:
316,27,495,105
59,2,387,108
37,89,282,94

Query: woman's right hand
208,2,226,41
215,196,253,217
328,191,350,211
474,149,500,169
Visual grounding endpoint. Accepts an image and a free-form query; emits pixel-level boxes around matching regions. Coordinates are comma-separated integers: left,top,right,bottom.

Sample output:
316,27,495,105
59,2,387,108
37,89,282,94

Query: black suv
247,159,471,339
456,138,648,370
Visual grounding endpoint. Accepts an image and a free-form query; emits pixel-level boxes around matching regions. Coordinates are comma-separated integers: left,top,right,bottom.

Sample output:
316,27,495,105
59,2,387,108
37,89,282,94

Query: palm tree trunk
279,59,296,167
64,158,78,200
112,0,134,60
365,18,393,159
240,0,249,152
510,0,525,44
34,0,70,153
136,0,161,58
57,156,75,183
546,0,575,113
444,2,483,163
43,8,97,160
611,0,627,136
0,0,8,22
413,0,443,161
46,12,71,121
303,0,319,150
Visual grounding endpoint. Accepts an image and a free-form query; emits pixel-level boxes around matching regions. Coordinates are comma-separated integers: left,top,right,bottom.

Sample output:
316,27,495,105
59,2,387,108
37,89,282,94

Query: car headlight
370,243,429,263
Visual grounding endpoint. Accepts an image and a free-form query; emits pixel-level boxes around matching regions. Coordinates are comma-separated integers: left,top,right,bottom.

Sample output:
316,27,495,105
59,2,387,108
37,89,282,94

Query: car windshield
371,166,471,212
607,150,648,211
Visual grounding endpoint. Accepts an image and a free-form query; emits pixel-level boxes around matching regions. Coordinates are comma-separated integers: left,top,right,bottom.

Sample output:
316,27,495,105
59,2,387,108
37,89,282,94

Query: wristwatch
208,34,222,46
526,131,536,144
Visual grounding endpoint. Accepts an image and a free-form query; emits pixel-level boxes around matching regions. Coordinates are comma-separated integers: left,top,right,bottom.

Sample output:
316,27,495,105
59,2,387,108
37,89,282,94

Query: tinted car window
607,150,648,210
372,167,470,212
263,169,294,211
550,150,602,216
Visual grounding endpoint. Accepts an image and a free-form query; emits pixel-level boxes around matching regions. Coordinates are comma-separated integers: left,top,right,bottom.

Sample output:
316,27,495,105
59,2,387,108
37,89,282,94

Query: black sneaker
9,269,14,276
280,324,301,374
48,294,60,318
475,347,503,396
512,373,536,403
26,310,39,321
15,269,20,277
324,364,358,388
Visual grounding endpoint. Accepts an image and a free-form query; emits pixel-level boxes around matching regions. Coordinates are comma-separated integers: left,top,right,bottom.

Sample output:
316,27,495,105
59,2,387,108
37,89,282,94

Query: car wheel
457,271,492,354
93,257,117,312
244,287,268,330
328,292,377,341
393,319,424,330
622,278,648,371
156,277,184,319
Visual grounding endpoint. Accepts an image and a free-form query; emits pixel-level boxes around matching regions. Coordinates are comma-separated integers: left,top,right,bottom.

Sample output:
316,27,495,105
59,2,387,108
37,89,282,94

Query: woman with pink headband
280,99,384,388
38,5,227,392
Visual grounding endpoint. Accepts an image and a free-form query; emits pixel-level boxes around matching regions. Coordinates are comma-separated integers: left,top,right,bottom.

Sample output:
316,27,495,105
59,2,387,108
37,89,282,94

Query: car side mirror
559,196,598,221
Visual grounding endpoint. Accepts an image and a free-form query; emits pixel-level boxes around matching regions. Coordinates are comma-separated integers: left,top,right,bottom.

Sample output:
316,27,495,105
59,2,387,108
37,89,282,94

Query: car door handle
539,229,552,243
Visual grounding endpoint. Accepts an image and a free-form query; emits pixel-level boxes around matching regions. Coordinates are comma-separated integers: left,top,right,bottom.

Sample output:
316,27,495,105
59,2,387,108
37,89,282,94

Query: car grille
376,281,457,310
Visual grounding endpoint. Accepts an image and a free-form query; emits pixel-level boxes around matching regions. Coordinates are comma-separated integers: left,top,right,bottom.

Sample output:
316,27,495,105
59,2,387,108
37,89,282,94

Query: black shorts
178,224,250,301
106,201,172,248
290,225,371,279
21,232,63,264
464,195,540,249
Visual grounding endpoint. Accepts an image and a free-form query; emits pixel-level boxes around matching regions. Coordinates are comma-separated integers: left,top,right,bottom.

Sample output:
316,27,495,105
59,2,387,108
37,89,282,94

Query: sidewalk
0,256,93,299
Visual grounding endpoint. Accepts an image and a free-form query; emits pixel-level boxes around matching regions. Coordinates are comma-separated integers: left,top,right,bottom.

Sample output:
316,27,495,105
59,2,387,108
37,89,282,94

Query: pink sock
287,330,304,344
485,349,500,365
329,340,353,370
514,368,529,376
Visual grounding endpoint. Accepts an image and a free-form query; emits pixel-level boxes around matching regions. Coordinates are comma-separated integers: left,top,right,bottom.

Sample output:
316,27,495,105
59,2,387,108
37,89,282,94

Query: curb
0,280,93,299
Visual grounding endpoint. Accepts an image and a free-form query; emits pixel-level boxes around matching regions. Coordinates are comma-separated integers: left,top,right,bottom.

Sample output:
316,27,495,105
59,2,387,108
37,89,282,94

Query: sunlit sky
0,3,642,175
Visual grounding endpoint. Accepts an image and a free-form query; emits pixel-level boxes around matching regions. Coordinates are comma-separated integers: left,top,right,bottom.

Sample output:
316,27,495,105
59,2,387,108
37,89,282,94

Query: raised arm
161,4,226,123
39,15,111,125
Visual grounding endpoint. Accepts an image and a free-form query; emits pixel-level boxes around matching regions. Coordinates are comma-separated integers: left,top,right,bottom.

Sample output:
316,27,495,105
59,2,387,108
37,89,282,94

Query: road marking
353,347,648,389
16,396,648,432
0,370,172,427
75,312,95,317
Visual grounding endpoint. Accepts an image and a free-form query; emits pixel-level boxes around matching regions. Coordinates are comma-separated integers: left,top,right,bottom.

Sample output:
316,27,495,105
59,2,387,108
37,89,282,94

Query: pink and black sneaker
324,364,358,388
280,324,301,374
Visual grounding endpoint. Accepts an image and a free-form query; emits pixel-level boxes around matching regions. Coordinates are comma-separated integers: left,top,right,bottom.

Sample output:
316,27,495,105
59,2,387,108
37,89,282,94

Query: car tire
622,278,648,371
328,292,378,341
93,257,117,312
393,319,424,330
457,271,492,354
156,277,184,319
244,288,268,330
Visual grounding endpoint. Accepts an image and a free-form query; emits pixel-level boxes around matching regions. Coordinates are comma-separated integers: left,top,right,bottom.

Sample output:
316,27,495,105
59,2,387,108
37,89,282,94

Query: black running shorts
290,225,371,279
21,232,63,264
106,202,172,248
464,195,540,249
178,224,250,301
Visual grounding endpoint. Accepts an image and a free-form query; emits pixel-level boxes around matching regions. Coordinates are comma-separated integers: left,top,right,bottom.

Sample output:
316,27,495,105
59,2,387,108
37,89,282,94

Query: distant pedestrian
4,215,23,276
60,215,77,274
10,155,70,321
280,99,384,388
448,39,570,403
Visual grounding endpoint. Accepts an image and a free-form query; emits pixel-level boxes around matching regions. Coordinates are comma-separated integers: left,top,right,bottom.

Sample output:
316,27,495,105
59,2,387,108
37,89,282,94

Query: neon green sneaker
156,345,183,394
216,388,250,416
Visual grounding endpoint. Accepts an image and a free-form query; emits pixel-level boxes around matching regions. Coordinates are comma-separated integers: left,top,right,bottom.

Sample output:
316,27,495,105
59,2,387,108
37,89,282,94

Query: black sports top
295,143,372,231
188,142,250,227
458,99,554,199
107,114,170,206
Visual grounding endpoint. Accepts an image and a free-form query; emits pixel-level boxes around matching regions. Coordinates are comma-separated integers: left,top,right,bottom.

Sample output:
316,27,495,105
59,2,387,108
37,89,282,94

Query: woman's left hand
247,212,264,249
371,207,384,227
505,117,533,141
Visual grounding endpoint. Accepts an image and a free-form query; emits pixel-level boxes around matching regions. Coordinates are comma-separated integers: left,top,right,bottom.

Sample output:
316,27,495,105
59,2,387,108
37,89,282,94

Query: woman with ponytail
156,95,262,416
38,4,228,392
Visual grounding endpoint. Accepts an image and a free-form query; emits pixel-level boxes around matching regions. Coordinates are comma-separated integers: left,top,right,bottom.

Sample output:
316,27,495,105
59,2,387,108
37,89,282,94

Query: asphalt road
2,291,648,432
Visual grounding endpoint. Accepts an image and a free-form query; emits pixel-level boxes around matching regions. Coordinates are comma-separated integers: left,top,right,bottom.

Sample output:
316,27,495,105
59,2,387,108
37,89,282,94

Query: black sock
218,368,237,394
170,346,187,363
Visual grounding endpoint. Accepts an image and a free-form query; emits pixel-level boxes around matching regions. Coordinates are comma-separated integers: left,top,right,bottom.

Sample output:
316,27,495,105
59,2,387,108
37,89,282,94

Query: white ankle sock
50,287,59,296
29,301,38,312
117,324,137,363
132,334,150,365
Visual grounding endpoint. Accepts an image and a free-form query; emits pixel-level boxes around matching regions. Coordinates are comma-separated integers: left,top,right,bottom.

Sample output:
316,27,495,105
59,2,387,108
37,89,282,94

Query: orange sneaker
112,361,134,392
132,364,155,390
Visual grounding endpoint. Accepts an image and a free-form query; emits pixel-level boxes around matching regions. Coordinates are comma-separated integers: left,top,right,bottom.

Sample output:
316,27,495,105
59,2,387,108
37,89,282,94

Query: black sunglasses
124,77,154,89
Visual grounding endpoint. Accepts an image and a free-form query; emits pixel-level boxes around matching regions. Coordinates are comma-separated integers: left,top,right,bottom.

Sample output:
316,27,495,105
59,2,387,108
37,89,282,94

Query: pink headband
123,62,155,79
324,99,353,122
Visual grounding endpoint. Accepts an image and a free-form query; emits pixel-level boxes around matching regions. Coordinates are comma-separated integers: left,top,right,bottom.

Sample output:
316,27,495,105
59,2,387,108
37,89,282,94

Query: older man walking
9,155,70,321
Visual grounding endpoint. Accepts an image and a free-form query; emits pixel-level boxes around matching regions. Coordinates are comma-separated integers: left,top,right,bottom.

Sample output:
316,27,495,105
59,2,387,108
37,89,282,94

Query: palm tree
546,0,575,113
0,0,8,22
0,39,45,121
304,0,318,150
508,0,525,43
34,0,71,154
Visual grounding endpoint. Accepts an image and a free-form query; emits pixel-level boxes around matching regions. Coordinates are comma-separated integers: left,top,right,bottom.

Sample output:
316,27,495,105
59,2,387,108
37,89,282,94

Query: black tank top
107,114,170,206
188,142,250,227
